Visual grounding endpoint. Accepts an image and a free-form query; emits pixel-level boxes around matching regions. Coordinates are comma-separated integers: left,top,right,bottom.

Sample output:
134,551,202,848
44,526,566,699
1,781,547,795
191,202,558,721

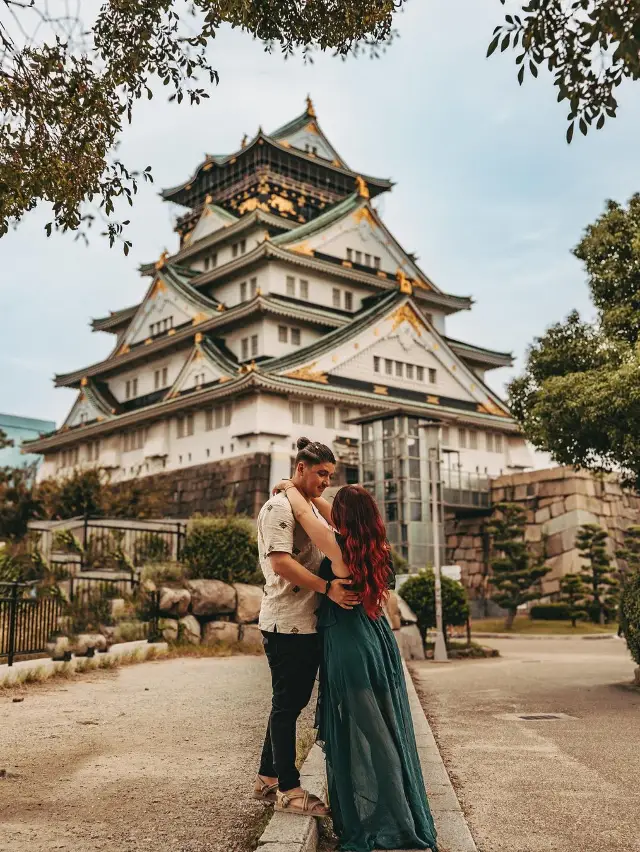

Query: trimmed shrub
182,516,261,584
141,561,188,586
134,533,170,565
620,570,640,665
529,603,572,621
399,569,470,643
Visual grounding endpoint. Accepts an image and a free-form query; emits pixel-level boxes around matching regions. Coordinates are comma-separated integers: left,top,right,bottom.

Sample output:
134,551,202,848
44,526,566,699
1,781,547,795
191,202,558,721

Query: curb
468,632,617,641
256,663,477,852
256,742,327,852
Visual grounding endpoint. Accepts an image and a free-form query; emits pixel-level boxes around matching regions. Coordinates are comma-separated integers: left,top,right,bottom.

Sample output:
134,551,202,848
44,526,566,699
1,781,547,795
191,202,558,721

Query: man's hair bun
296,437,312,451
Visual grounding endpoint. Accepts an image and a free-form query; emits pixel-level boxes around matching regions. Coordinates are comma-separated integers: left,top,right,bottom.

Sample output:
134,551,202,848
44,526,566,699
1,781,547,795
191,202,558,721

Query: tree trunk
505,608,516,630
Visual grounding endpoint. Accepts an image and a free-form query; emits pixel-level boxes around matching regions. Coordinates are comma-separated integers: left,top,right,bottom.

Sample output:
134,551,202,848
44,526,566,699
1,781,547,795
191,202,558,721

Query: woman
273,475,438,852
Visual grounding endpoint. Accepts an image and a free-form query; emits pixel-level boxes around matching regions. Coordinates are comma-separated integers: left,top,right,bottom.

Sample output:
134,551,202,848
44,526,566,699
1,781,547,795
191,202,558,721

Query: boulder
158,617,179,643
396,625,425,661
203,621,239,645
110,598,129,621
397,596,418,625
178,614,201,645
187,580,237,616
159,586,191,618
384,591,402,631
233,583,263,624
99,625,117,647
47,635,72,661
74,633,107,656
239,624,265,651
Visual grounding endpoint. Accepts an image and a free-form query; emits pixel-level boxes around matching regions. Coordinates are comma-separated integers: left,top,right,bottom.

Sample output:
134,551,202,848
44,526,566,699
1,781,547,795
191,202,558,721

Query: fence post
147,590,161,644
82,514,89,569
7,583,19,667
176,522,183,562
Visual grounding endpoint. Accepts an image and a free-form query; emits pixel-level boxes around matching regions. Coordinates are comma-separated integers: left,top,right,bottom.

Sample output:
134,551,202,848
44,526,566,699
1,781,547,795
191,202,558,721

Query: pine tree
615,525,640,635
559,573,589,628
486,503,550,630
576,524,618,624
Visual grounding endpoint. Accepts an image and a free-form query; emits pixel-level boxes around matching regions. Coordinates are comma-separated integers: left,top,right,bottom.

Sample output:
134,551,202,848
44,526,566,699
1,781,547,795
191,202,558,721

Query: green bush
529,603,572,621
399,569,470,643
134,533,170,565
620,570,640,665
182,516,261,584
140,561,188,586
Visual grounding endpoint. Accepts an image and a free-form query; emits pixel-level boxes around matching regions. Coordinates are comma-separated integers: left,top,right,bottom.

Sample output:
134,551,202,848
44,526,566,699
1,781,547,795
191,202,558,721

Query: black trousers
259,629,320,792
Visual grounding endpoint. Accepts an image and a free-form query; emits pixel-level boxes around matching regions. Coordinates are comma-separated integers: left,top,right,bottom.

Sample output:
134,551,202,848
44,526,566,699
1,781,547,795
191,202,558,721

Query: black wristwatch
324,579,332,595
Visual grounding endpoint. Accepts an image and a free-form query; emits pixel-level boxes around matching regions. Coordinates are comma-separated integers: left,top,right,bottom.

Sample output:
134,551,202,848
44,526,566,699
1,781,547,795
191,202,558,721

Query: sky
3,0,640,427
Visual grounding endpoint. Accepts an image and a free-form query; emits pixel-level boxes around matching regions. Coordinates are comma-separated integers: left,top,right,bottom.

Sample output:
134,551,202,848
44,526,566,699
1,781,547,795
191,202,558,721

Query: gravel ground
0,654,313,852
411,637,640,852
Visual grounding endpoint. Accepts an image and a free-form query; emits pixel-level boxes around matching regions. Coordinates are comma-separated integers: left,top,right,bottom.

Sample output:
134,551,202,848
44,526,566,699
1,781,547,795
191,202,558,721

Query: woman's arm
283,486,350,578
311,496,333,527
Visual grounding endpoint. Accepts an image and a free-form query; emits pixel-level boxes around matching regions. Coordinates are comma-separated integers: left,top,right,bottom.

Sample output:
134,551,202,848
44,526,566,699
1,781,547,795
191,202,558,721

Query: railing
441,468,491,510
0,583,65,667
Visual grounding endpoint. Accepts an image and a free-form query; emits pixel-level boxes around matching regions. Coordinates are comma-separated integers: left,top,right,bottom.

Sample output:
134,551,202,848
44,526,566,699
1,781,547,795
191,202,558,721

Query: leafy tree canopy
510,194,640,489
0,0,404,250
490,1,640,142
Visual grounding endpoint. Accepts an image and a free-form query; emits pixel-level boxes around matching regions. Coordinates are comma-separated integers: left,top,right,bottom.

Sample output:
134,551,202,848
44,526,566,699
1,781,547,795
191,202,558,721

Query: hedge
529,603,572,621
620,570,640,665
182,516,261,584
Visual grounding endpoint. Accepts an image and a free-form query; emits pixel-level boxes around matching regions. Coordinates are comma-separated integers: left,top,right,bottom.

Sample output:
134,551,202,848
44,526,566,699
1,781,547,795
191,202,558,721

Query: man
253,438,359,817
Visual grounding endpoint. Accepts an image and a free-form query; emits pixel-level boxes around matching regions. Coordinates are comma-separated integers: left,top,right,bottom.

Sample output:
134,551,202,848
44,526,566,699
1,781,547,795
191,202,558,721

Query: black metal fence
78,519,186,570
0,583,65,667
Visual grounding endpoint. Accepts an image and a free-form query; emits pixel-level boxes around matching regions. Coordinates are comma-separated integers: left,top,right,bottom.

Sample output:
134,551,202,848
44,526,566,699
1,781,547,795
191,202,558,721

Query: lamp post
428,445,448,662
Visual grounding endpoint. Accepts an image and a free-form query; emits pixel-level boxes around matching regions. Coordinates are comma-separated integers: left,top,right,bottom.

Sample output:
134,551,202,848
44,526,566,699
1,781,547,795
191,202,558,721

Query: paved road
0,655,308,852
411,637,640,852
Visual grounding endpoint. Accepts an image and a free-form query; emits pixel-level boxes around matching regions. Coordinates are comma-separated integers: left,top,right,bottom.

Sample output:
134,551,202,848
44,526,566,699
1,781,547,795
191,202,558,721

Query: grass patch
425,640,499,659
467,617,617,635
296,725,317,770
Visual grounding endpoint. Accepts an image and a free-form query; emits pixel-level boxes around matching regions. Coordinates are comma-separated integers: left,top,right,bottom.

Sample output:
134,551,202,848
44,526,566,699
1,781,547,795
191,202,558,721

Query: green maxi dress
316,547,438,852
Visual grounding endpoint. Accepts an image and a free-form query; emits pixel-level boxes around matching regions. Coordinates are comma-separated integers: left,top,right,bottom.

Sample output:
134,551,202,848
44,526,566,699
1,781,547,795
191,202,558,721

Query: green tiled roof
272,192,361,247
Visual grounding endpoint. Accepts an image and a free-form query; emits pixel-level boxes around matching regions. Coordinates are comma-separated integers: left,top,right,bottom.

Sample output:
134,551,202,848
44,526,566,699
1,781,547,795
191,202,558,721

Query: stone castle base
447,466,640,603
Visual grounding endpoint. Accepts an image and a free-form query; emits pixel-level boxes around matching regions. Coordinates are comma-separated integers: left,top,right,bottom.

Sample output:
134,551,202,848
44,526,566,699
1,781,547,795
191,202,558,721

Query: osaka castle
29,97,538,520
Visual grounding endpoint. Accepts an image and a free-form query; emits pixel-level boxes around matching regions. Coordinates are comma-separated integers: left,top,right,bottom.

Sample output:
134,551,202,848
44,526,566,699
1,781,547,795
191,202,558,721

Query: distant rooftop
0,412,57,468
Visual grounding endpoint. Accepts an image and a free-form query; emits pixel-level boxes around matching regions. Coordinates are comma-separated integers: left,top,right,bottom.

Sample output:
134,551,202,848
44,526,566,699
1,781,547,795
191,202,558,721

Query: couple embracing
253,437,437,852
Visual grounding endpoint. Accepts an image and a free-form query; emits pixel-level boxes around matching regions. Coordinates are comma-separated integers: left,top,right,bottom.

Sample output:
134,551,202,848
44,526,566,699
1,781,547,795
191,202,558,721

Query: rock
159,586,191,618
384,591,402,631
158,617,179,643
187,580,237,616
397,596,418,625
396,625,425,661
47,636,72,661
239,623,264,651
99,626,116,647
178,614,201,645
233,583,263,624
74,633,106,656
203,621,239,645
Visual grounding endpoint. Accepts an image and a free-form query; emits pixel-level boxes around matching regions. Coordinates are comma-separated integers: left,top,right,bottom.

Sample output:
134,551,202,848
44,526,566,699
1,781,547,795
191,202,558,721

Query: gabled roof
91,305,139,334
270,97,348,167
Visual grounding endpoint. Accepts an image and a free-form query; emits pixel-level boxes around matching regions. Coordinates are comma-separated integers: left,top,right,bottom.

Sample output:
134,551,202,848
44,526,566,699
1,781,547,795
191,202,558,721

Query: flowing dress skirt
316,595,438,852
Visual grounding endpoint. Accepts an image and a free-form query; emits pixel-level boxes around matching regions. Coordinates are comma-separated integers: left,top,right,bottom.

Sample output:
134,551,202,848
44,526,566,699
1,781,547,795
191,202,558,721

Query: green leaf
487,34,501,57
566,122,575,144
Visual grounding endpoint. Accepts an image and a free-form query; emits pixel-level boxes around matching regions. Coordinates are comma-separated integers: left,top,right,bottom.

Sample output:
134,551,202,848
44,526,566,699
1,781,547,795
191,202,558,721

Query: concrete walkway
0,654,300,852
411,637,640,852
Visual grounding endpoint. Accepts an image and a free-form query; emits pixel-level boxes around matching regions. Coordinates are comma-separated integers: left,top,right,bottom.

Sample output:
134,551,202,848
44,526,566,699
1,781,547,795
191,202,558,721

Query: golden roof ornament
205,194,213,204
195,332,203,344
80,377,88,387
396,268,413,295
155,250,169,270
241,133,248,149
355,175,370,199
216,303,226,312
306,95,316,118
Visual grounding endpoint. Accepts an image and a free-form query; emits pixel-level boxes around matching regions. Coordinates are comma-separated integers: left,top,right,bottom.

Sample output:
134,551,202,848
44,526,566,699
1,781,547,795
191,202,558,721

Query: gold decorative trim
291,243,314,257
284,363,329,384
195,332,203,344
80,377,88,387
352,207,376,227
241,134,248,149
391,304,423,336
305,121,319,135
192,312,208,325
150,277,168,298
373,385,388,395
205,194,213,204
144,338,152,345
219,376,231,383
168,328,176,336
332,158,342,167
377,270,387,279
202,162,213,172
239,361,258,374
154,250,169,271
280,140,291,148
118,344,130,356
477,400,509,417
396,269,413,295
355,175,370,199
306,95,316,118
427,395,440,405
342,260,353,268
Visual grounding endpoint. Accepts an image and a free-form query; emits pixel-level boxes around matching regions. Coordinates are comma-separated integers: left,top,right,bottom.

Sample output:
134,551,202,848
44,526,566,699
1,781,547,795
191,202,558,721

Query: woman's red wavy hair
331,485,391,619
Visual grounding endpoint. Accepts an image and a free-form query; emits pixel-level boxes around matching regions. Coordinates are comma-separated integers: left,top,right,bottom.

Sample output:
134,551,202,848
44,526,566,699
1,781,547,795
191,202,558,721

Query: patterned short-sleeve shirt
257,492,324,635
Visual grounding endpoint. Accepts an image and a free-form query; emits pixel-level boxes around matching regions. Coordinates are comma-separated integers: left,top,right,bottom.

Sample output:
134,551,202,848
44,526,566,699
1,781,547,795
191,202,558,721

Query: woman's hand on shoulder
272,479,293,496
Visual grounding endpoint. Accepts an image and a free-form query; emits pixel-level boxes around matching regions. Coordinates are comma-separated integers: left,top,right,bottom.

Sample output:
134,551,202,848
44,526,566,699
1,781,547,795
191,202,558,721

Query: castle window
205,410,213,431
303,403,315,426
385,359,393,376
87,440,100,462
176,417,185,439
486,432,494,452
210,252,218,268
204,256,210,271
339,408,351,430
355,251,362,264
278,326,288,343
364,253,371,267
416,367,424,382
225,404,232,426
290,401,301,424
250,277,258,298
240,239,246,254
426,312,433,325
325,406,336,429
286,276,295,297
346,248,353,262
299,279,309,300
251,334,259,357
469,430,478,450
441,426,450,446
215,408,223,429
241,338,249,360
429,368,437,384
194,372,206,388
240,281,247,301
395,362,403,378
312,146,318,155
124,428,145,452
125,378,138,400
373,356,380,373
406,364,414,380
495,434,503,453
374,256,381,269
344,291,353,311
332,288,341,308
291,328,301,346
186,414,194,436
458,428,467,449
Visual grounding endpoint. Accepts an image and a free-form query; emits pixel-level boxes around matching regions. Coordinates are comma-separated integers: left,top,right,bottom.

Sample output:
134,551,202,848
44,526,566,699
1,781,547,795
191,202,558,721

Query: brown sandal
275,788,330,818
253,775,278,803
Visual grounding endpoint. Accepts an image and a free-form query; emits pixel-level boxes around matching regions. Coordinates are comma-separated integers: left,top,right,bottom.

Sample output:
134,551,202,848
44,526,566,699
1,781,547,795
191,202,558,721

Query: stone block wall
115,452,271,518
446,466,640,602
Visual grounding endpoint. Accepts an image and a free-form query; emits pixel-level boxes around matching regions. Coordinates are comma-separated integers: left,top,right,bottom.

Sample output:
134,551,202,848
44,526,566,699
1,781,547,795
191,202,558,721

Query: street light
428,443,448,663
